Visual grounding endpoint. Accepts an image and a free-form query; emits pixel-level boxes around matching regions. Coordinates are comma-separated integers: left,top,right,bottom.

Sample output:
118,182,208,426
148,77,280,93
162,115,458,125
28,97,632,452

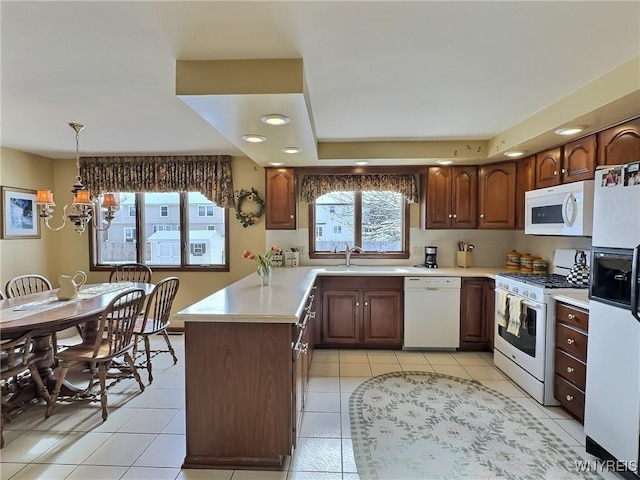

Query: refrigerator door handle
562,193,577,227
632,243,640,323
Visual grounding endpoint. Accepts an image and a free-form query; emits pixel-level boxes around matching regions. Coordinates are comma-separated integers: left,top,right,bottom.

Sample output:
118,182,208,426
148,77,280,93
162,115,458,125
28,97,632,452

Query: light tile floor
0,336,619,480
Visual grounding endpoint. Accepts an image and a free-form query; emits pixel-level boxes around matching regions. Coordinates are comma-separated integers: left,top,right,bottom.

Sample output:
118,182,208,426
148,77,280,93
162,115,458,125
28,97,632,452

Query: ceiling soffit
177,57,640,167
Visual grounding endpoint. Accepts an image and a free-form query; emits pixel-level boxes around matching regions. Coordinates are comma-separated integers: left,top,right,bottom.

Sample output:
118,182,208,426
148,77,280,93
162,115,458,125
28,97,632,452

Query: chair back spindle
109,264,152,284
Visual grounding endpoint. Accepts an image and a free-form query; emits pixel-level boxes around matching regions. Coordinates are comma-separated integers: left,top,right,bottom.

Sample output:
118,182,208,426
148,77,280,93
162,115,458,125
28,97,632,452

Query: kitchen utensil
566,250,589,286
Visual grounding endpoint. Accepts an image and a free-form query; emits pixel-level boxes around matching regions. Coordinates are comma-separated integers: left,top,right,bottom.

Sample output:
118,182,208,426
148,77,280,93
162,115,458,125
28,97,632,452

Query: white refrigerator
585,162,640,477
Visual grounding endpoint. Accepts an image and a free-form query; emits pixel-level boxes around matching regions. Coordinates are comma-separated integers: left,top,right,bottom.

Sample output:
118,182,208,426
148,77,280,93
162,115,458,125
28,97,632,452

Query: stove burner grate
498,272,588,289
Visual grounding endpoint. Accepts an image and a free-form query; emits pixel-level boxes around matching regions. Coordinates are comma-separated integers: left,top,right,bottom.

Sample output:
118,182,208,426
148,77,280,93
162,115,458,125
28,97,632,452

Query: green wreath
235,188,265,228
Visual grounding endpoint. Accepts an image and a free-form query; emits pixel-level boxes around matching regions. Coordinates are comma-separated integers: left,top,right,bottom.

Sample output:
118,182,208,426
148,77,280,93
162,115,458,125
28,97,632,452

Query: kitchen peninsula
175,265,502,470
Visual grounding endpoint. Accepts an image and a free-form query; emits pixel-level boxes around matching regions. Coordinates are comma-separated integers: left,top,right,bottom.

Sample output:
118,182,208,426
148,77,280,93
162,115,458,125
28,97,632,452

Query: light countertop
551,291,590,310
174,266,504,324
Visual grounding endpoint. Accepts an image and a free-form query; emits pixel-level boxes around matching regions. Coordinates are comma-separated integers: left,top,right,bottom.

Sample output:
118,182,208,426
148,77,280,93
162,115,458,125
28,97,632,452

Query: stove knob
512,287,519,294
529,292,536,300
523,290,529,297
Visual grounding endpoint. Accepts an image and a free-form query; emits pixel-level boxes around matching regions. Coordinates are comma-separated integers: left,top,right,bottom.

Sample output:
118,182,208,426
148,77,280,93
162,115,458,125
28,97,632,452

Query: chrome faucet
344,243,364,266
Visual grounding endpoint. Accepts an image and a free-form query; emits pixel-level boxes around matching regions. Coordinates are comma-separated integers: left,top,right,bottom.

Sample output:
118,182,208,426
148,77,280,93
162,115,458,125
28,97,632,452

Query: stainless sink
322,266,400,272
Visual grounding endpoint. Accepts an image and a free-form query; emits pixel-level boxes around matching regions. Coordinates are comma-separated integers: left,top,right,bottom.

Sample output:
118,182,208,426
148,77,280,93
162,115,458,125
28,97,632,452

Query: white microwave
524,180,594,236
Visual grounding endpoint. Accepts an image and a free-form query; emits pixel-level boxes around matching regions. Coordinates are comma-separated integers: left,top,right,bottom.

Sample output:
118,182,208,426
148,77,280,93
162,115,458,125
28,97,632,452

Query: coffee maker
424,246,438,268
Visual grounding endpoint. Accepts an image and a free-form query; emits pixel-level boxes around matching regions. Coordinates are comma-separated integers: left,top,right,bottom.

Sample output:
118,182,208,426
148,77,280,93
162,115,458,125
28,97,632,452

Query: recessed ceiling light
555,126,585,136
281,146,301,154
504,151,526,158
241,134,266,143
268,162,285,166
436,160,453,165
355,161,369,166
261,114,290,126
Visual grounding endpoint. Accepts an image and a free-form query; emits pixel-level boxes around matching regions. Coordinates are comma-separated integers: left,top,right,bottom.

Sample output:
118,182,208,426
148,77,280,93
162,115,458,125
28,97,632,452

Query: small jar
520,253,535,273
506,250,522,270
532,258,548,274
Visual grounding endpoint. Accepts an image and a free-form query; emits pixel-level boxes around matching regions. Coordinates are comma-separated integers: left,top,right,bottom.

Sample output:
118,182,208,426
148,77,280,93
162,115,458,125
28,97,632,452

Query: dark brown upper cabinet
478,161,516,229
562,134,596,183
425,166,477,229
597,117,640,167
535,147,563,188
515,156,535,229
265,168,297,230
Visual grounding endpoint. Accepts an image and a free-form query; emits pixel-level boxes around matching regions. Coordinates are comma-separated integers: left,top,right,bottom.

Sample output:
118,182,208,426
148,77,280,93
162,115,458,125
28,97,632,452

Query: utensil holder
457,252,473,268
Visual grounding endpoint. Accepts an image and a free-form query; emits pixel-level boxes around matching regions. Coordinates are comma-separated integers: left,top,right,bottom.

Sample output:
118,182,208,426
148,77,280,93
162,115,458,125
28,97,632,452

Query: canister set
506,250,548,273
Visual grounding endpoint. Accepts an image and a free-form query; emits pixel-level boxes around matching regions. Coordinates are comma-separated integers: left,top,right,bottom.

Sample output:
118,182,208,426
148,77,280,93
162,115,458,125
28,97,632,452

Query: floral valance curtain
79,155,235,208
300,174,418,203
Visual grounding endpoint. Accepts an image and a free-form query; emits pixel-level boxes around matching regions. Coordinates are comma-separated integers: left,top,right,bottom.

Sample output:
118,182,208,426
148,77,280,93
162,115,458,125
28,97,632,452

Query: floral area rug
349,371,602,480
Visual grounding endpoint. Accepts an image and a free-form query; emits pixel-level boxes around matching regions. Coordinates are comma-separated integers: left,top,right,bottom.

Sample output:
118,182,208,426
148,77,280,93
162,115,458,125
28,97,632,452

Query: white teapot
57,271,87,301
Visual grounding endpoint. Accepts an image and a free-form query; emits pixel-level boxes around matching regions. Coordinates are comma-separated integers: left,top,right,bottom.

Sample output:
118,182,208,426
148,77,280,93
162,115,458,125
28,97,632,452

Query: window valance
300,173,418,203
79,155,235,208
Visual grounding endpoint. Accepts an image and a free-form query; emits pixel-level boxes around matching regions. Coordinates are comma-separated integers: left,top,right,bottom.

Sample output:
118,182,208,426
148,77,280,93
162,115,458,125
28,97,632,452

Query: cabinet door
535,148,562,188
426,167,452,229
459,278,486,348
362,290,402,346
321,290,360,344
451,166,478,229
562,134,596,183
265,168,297,230
597,117,640,166
483,280,495,350
515,156,535,229
478,162,516,228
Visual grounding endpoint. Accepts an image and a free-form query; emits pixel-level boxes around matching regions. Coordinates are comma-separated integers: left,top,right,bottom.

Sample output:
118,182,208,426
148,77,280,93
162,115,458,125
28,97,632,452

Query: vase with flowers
243,246,281,286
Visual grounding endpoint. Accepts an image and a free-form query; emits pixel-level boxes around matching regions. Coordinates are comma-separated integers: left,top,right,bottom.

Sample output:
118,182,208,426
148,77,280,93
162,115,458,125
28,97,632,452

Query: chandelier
35,123,120,234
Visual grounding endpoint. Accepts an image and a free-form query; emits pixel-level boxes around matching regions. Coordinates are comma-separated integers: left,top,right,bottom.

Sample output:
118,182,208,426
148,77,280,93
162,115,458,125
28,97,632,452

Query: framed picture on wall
1,186,41,239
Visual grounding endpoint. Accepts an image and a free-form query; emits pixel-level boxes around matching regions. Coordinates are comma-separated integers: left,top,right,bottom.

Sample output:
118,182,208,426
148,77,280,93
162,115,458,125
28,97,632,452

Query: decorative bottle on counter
506,250,522,270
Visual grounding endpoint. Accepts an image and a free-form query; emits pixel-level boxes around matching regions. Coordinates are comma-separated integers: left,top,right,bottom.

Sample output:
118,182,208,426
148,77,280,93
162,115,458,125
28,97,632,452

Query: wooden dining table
0,282,155,399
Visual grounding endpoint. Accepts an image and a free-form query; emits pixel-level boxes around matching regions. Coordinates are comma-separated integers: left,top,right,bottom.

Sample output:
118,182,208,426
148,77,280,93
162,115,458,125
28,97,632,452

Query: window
198,205,215,217
91,192,228,271
124,228,136,243
310,190,408,258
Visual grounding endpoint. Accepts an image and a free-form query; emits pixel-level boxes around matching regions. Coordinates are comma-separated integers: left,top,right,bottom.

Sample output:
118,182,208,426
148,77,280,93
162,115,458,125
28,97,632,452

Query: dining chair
133,277,179,383
45,288,147,421
5,274,53,298
1,332,50,448
0,291,5,300
108,263,153,283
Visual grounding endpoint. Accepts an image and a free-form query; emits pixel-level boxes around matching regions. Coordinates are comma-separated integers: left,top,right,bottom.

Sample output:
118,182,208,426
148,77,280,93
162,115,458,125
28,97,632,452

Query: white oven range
493,249,588,405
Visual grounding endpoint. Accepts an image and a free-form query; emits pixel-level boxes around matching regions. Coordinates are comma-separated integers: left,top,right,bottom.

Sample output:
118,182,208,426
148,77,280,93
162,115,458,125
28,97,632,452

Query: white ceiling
1,1,639,166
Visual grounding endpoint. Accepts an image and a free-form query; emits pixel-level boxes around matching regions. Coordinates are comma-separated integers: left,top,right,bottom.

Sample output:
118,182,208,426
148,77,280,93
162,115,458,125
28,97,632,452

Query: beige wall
0,149,266,327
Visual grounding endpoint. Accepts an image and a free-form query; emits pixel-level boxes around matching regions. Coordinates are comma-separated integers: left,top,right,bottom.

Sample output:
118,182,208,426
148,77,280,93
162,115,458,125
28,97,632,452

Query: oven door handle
631,243,640,323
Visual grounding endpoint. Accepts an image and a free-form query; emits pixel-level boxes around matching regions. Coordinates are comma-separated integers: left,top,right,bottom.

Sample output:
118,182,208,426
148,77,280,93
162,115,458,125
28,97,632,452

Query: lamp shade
73,190,92,205
36,190,55,204
102,193,118,208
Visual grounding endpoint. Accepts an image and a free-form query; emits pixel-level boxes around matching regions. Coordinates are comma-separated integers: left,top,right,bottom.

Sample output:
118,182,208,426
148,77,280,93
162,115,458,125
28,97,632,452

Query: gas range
498,272,588,289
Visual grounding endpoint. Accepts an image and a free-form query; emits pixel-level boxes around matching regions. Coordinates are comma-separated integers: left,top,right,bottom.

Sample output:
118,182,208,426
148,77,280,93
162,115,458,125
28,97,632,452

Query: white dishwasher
404,277,461,350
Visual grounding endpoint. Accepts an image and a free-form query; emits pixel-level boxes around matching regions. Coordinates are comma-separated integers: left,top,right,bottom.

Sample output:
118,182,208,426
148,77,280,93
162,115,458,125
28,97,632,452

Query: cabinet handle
452,214,457,219
566,366,574,373
567,338,575,345
566,394,574,402
554,170,558,176
290,214,294,219
364,301,368,306
567,313,575,320
448,214,453,218
356,302,360,306
561,168,566,174
480,214,485,218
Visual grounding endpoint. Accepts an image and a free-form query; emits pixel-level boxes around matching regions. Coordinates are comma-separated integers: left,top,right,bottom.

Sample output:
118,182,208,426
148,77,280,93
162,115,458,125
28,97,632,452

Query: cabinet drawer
556,323,588,361
555,348,586,390
554,375,585,422
556,303,588,331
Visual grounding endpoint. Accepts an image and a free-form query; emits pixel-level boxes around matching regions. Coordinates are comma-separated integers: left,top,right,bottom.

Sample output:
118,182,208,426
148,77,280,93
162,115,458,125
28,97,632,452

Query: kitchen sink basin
322,266,401,272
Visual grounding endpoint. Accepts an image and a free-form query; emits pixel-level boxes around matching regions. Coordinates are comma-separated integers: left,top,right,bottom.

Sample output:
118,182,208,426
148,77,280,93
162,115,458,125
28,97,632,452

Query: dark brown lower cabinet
320,276,403,348
459,277,495,350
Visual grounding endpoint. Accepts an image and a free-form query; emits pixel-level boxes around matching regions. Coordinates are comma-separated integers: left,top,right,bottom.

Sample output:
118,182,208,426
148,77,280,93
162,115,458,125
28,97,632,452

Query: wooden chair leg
143,336,153,383
161,331,178,364
29,365,50,403
98,363,108,421
46,362,70,418
124,353,145,392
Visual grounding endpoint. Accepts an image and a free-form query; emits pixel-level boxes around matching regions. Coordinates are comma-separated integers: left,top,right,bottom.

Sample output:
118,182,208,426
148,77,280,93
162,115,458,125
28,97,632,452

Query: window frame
89,192,229,272
308,191,410,260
